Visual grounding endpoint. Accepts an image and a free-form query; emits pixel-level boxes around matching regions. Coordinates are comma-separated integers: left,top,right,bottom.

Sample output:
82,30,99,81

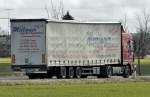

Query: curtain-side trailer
11,19,134,79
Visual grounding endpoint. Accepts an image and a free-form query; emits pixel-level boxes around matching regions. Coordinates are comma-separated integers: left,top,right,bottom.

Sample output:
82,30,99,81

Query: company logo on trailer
13,26,37,33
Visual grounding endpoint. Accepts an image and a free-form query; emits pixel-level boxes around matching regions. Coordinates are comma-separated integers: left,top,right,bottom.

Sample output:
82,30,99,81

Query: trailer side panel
47,22,121,66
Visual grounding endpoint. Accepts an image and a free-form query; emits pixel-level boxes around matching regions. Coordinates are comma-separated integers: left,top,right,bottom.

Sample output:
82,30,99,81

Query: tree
62,11,74,20
47,0,74,20
120,14,128,31
50,0,65,20
135,11,150,58
134,11,150,75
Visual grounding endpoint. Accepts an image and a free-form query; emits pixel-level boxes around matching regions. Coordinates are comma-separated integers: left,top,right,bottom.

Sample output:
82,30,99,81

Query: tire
105,66,113,78
47,70,53,78
123,66,130,78
69,67,74,79
97,75,101,78
80,75,87,78
73,67,77,78
76,67,82,78
60,67,66,79
101,66,112,78
28,75,35,79
27,74,37,79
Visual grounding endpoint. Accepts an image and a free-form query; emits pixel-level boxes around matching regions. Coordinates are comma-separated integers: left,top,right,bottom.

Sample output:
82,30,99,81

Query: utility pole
0,8,12,35
138,56,141,75
5,8,12,35
1,8,12,56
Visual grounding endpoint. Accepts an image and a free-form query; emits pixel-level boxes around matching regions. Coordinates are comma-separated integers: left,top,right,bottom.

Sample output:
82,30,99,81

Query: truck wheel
47,70,53,78
81,75,87,78
76,67,82,78
73,67,77,78
27,74,36,79
123,66,130,78
60,67,66,79
106,66,113,78
69,67,74,79
28,75,34,79
101,66,112,78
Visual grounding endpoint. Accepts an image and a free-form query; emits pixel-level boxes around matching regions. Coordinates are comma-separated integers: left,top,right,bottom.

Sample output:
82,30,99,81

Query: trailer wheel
58,67,66,79
81,75,87,78
27,74,38,79
76,67,82,78
123,65,130,78
101,66,112,78
28,75,35,79
69,67,74,78
47,70,53,78
73,67,77,78
106,66,113,78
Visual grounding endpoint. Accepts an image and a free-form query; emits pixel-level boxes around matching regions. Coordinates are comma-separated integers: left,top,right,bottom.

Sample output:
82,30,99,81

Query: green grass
139,65,150,75
0,82,149,97
134,64,150,75
134,57,150,65
0,64,13,76
0,57,12,76
133,57,150,75
0,57,11,64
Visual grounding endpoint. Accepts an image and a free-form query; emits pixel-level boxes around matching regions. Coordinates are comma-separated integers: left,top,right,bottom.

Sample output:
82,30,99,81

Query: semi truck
11,19,134,79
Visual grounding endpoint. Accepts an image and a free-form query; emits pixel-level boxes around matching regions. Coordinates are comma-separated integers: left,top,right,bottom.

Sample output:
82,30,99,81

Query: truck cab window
128,40,133,51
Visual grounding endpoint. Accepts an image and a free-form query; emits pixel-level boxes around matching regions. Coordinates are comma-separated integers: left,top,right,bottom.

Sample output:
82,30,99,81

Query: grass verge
0,64,13,76
0,81,149,97
134,57,150,65
136,64,150,75
0,57,11,65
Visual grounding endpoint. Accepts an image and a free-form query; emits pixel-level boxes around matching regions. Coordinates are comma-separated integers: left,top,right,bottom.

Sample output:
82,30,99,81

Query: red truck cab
122,29,134,74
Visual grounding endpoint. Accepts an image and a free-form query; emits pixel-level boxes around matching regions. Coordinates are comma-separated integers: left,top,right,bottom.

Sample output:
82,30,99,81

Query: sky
0,0,150,34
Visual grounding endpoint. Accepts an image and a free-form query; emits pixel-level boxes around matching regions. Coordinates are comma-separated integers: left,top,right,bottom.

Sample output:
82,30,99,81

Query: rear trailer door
11,19,46,70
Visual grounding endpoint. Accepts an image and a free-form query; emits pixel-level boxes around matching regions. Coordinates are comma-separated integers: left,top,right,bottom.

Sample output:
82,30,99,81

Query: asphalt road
0,75,28,80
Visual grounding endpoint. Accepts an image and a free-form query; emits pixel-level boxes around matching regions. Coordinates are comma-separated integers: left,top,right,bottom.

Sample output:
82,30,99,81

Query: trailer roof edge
47,20,121,24
10,18,47,22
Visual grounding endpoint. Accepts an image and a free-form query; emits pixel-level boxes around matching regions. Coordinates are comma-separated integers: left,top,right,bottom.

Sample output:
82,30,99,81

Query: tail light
42,54,46,64
11,54,16,64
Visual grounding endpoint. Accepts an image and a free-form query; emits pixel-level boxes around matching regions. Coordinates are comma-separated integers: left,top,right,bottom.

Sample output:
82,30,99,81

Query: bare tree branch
134,10,150,59
50,0,65,20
